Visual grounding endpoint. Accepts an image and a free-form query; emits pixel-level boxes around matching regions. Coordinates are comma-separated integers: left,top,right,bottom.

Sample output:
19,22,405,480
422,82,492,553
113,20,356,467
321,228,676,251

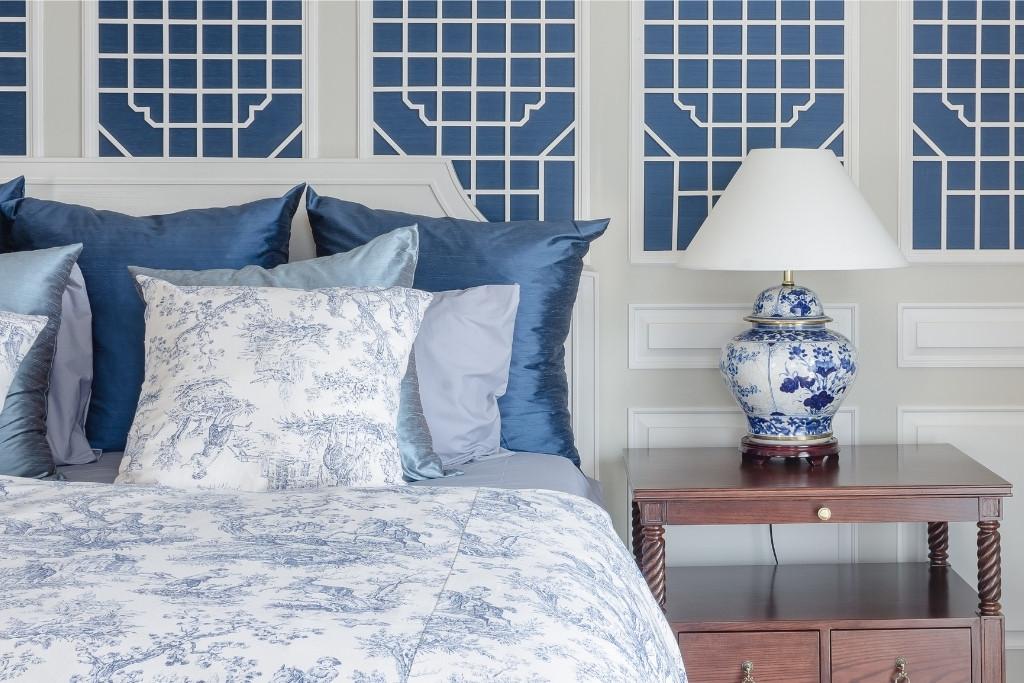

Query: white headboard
0,158,598,478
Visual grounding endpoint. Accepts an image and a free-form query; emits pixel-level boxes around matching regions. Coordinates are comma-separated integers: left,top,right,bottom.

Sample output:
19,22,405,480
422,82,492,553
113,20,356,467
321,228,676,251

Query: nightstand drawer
666,496,980,524
831,628,972,682
678,631,819,683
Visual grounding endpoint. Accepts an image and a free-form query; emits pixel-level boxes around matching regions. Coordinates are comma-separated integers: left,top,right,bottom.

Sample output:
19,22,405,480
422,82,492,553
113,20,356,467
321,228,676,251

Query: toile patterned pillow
117,276,432,492
0,311,47,413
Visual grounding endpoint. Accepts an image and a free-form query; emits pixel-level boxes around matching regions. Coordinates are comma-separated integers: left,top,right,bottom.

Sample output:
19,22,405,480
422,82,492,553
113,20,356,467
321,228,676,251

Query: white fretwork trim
630,0,860,264
81,0,318,158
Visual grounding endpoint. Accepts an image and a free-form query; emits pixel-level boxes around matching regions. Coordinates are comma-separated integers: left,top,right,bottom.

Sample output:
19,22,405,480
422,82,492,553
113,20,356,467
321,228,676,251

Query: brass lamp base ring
740,435,839,467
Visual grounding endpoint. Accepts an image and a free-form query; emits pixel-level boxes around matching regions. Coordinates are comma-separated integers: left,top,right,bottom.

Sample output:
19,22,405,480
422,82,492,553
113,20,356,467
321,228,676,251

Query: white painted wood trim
897,2,1024,264
571,270,598,479
629,302,858,369
81,0,98,157
898,303,1024,368
629,1,862,265
356,1,590,222
25,0,44,156
79,0,319,158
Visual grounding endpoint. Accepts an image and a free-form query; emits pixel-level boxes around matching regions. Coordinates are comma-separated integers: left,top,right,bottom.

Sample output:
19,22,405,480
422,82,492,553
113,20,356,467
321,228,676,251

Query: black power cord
768,524,779,565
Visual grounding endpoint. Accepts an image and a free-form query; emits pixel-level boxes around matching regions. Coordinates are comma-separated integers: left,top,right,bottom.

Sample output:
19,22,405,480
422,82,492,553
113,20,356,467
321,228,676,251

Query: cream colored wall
33,0,1024,663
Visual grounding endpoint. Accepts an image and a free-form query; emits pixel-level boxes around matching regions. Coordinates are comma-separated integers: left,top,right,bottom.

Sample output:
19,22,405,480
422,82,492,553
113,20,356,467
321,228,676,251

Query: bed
0,159,685,682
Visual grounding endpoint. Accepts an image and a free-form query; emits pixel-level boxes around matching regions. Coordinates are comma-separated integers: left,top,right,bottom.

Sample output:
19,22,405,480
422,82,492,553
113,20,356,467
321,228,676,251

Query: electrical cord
768,523,779,565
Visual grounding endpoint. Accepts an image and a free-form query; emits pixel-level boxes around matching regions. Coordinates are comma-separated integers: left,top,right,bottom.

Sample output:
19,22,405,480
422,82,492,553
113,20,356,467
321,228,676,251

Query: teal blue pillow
129,226,448,481
0,176,23,244
306,188,608,466
0,244,83,477
1,185,304,451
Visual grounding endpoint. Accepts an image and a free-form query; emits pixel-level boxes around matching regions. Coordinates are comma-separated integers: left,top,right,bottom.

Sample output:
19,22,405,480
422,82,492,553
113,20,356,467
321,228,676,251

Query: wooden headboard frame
0,158,598,478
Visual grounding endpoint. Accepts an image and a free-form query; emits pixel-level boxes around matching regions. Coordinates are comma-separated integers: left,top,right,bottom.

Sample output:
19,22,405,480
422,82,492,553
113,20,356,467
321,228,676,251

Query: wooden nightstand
626,444,1012,683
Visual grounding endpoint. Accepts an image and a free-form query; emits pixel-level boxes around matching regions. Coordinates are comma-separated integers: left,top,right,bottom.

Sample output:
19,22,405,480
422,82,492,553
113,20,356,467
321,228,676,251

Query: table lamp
676,148,907,464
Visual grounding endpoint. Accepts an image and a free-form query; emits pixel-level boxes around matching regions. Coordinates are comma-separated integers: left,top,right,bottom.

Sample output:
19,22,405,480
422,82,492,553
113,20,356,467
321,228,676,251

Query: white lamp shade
675,148,907,272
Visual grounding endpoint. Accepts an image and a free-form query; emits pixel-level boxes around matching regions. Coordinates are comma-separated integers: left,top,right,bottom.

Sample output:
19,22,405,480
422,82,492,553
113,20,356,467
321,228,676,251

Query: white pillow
117,276,432,492
0,311,47,413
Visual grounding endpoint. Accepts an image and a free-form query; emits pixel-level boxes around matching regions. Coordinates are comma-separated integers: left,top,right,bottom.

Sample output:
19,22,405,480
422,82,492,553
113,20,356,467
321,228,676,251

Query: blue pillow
0,176,23,245
1,185,304,451
0,244,83,478
306,188,608,465
128,226,448,481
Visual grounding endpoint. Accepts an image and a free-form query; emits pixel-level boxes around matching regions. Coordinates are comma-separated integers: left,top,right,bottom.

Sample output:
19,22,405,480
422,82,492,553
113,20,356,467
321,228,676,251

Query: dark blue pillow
0,244,82,477
0,176,23,246
307,188,608,465
1,185,304,451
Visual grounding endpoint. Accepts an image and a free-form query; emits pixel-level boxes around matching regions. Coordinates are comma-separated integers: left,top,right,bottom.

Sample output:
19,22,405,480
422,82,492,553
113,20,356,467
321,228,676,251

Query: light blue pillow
416,285,520,469
1,185,305,451
306,189,608,465
0,244,83,478
129,226,448,481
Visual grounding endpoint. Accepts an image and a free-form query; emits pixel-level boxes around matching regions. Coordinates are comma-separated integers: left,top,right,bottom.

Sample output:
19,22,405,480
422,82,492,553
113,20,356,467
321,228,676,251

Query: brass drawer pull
817,506,832,521
741,660,755,683
893,656,909,682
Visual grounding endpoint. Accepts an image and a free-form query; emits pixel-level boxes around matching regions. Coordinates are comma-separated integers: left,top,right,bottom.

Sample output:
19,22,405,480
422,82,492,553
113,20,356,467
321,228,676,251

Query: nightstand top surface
626,444,1011,498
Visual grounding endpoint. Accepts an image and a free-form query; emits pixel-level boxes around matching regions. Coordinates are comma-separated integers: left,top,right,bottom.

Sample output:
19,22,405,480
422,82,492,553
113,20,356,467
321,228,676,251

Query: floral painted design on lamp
676,149,906,463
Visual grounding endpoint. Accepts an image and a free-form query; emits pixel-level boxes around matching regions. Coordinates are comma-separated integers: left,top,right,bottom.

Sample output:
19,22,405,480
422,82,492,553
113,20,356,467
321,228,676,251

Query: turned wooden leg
631,502,642,564
977,520,1002,617
639,523,666,610
928,521,950,568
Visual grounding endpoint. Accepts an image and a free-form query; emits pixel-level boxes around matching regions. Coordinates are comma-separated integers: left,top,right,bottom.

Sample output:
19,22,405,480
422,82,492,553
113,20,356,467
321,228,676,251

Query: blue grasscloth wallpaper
96,0,304,158
0,0,27,156
640,0,848,253
911,0,1022,252
370,0,578,222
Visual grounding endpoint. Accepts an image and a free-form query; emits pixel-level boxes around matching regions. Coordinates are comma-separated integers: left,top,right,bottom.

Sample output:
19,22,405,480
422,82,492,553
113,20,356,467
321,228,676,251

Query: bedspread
0,477,685,682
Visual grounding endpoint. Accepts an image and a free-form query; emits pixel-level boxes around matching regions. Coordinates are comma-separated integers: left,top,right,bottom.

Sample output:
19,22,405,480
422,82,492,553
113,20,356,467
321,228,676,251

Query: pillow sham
1,185,304,452
128,226,448,481
0,244,83,478
416,285,519,469
47,265,96,465
306,189,608,465
0,311,47,413
118,277,432,492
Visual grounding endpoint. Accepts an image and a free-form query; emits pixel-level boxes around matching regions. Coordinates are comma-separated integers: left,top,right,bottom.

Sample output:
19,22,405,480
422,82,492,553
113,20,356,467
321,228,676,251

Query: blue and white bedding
0,476,684,682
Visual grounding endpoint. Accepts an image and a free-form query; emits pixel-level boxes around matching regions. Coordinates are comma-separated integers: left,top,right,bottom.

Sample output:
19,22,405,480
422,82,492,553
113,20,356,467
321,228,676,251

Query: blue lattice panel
370,0,578,221
97,0,304,158
639,0,848,255
910,0,1023,252
0,0,27,156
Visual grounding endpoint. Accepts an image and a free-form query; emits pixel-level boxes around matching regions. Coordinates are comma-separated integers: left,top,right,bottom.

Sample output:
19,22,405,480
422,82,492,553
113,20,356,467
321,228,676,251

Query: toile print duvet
0,477,686,682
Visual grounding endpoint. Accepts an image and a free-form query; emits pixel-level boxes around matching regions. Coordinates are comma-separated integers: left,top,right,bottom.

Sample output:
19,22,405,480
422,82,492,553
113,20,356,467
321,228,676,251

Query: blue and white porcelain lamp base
720,271,857,465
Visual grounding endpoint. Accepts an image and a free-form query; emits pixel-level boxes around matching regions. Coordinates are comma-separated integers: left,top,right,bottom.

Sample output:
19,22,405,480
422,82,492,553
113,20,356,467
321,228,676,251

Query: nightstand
626,444,1012,683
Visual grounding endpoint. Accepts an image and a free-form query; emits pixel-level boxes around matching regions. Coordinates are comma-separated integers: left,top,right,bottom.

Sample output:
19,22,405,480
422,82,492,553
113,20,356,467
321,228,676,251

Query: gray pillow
0,244,83,478
129,225,448,481
416,285,520,468
47,265,97,465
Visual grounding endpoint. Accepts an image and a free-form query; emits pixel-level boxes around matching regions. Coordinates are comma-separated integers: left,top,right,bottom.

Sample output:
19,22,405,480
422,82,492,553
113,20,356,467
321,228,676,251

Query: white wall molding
898,407,1023,640
629,405,858,565
899,304,1024,368
629,303,857,370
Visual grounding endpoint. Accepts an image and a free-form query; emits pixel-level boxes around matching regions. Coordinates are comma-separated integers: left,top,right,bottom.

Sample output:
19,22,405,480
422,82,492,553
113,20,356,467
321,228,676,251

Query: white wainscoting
899,407,1023,647
629,303,857,369
899,304,1024,367
628,407,858,566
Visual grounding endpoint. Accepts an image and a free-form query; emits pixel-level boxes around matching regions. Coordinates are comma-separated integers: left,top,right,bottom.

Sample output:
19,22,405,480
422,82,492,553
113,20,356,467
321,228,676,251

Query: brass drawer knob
741,660,755,683
817,506,832,521
893,656,909,682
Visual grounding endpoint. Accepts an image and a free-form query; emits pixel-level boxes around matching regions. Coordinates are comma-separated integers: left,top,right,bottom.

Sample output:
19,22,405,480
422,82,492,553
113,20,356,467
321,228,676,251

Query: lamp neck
782,270,795,287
